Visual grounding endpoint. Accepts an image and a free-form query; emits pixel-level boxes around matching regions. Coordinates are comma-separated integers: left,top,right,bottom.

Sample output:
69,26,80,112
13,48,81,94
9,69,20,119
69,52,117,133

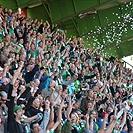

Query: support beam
53,0,132,24
53,0,114,23
71,18,80,36
12,0,42,10
72,0,77,14
15,0,19,8
41,1,52,23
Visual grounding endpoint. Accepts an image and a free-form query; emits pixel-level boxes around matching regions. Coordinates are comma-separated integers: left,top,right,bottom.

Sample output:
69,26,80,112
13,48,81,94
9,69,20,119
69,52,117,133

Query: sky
122,55,133,70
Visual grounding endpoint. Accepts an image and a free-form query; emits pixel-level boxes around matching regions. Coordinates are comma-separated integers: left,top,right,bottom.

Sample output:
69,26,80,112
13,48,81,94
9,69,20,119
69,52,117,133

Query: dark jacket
24,64,39,83
7,85,26,133
80,97,91,115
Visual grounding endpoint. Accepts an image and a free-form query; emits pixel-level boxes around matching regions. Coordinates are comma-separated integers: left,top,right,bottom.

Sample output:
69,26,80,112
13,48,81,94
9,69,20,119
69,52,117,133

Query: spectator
30,122,40,133
0,5,132,133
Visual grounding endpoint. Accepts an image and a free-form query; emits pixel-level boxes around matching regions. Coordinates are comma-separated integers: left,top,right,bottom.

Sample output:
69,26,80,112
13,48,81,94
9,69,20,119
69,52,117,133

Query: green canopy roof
0,0,133,58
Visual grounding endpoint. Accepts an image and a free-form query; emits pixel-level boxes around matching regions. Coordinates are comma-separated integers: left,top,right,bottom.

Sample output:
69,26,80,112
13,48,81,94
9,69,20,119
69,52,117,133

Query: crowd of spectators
0,5,133,133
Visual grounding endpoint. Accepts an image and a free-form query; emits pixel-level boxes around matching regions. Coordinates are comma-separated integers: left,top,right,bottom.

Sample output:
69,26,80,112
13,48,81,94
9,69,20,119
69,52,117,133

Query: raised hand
104,113,109,120
44,100,50,109
19,61,24,67
67,94,71,102
85,114,89,121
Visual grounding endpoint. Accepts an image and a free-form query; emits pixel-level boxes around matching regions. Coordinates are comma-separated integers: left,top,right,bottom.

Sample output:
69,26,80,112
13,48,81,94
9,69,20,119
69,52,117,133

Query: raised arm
7,62,24,121
51,104,62,131
40,100,50,132
2,65,9,79
106,115,117,133
46,53,55,66
89,116,93,131
66,95,72,120
99,114,108,131
85,114,90,130
8,61,24,100
7,85,15,123
52,90,62,106
49,88,55,102
10,61,24,85
46,21,50,29
3,22,8,35
46,101,54,130
120,110,127,129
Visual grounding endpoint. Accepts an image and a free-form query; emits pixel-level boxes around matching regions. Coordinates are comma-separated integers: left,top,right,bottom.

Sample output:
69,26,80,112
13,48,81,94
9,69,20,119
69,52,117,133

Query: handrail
122,59,133,69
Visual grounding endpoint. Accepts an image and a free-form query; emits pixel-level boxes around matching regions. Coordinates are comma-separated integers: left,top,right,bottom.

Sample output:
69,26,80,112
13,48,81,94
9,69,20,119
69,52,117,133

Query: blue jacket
35,72,48,90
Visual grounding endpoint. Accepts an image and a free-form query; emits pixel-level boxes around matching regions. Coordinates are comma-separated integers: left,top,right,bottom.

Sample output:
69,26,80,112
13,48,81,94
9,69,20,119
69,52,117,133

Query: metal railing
122,59,133,70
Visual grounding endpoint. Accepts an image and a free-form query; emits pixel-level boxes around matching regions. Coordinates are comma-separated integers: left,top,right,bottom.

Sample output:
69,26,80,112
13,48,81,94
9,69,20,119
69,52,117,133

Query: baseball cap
14,104,24,112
